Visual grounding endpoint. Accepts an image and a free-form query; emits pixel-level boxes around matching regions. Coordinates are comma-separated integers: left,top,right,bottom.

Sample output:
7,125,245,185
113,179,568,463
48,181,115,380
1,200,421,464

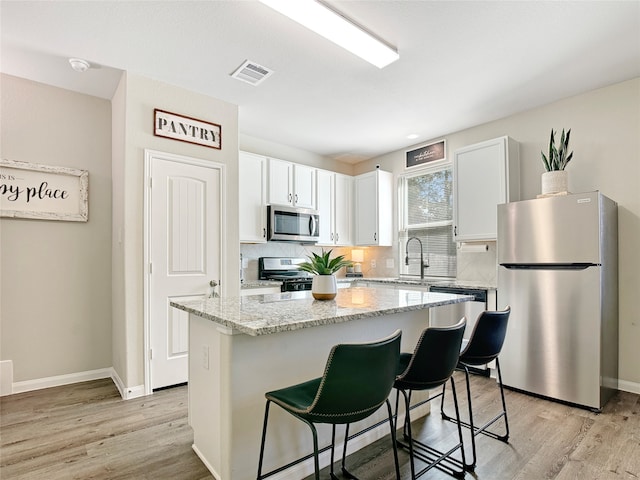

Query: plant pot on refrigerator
541,170,568,196
312,275,337,300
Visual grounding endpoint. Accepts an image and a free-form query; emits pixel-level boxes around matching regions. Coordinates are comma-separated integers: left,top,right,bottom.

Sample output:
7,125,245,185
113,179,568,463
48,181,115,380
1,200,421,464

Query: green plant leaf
299,249,353,275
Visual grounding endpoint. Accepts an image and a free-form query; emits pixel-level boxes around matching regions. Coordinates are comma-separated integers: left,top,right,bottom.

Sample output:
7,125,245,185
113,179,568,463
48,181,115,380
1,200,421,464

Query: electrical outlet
202,345,209,370
371,259,377,268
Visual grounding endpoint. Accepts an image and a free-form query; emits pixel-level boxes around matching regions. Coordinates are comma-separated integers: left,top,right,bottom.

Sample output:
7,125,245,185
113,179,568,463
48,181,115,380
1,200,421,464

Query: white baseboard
3,365,147,400
110,368,146,400
192,445,222,480
11,367,113,395
618,379,640,395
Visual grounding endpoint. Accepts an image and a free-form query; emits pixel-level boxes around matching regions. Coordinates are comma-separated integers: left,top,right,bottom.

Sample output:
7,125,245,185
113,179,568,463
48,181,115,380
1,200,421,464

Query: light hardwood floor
1,375,638,479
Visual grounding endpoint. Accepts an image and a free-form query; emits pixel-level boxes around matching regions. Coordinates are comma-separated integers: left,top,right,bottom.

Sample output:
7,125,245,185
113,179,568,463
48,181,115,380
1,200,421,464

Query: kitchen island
171,286,472,480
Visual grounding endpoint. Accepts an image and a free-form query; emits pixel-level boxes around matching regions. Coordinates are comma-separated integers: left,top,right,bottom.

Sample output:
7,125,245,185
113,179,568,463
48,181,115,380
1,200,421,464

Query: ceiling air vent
231,60,274,86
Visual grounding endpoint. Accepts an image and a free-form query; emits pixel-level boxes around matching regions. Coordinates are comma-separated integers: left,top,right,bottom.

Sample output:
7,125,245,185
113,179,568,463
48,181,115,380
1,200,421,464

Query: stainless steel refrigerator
497,191,618,411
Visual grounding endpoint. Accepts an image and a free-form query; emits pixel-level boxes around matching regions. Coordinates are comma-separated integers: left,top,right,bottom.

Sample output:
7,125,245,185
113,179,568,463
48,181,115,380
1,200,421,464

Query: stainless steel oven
267,205,319,243
259,257,313,292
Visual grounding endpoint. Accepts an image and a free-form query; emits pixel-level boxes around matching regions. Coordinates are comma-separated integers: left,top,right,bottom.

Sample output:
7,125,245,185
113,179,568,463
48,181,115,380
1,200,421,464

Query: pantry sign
154,109,222,150
0,159,88,222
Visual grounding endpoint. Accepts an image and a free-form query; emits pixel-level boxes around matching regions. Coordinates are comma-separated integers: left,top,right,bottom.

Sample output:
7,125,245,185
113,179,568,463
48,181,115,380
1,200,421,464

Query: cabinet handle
295,194,298,203
263,228,266,238
453,226,457,236
331,233,334,241
374,232,377,242
288,193,292,202
336,233,339,242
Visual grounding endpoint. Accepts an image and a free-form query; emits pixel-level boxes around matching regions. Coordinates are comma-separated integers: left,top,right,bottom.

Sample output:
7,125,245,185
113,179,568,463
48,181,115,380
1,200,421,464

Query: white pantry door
148,153,221,390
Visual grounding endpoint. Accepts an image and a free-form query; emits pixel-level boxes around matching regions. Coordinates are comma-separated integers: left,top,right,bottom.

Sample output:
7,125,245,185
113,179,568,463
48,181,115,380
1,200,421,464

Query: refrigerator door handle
500,263,596,270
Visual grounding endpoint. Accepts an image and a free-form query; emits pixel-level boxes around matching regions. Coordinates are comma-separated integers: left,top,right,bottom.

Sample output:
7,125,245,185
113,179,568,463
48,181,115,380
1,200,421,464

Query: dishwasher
428,285,493,340
429,284,497,374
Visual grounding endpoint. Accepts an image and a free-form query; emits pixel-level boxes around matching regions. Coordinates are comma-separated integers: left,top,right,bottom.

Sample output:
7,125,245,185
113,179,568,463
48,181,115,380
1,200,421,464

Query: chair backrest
307,329,402,424
459,306,511,366
395,318,466,391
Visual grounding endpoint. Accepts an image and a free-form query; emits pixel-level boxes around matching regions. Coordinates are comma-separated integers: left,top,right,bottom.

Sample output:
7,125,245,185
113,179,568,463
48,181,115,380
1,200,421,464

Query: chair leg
302,418,321,480
462,366,477,471
257,400,321,480
339,423,357,480
257,400,271,480
495,358,510,441
441,362,510,471
386,399,402,480
449,375,469,473
330,424,338,480
401,389,417,480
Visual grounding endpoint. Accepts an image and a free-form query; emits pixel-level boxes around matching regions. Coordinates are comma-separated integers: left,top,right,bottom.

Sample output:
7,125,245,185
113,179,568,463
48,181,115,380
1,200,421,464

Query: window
398,163,456,278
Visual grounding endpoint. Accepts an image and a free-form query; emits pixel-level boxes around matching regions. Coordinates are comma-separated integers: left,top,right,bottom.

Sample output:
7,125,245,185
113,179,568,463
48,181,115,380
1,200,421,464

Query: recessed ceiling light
407,134,419,140
69,58,90,73
260,0,399,69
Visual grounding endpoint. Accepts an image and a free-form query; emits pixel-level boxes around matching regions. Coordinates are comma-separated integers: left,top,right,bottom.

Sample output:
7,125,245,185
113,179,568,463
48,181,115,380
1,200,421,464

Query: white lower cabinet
317,169,353,246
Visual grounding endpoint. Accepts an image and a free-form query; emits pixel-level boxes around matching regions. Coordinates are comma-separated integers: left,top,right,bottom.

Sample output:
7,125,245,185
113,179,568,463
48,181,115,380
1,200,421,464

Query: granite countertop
337,277,497,291
240,280,282,289
170,286,473,336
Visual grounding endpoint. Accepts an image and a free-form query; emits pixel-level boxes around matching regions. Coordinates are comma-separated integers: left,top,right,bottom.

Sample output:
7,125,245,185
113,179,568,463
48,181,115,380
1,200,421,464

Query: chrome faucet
405,237,429,279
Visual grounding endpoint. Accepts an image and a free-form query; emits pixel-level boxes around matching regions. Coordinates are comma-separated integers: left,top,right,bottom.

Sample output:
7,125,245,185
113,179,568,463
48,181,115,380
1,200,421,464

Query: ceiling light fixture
259,0,399,69
69,58,90,73
407,134,419,140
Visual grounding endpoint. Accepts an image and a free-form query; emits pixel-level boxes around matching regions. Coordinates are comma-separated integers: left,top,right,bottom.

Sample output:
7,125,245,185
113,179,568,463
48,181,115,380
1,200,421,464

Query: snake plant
298,249,353,275
541,128,573,171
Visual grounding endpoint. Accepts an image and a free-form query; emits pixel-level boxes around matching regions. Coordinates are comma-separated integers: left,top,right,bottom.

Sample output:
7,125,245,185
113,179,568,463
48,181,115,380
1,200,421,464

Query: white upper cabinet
239,151,267,243
267,158,316,209
317,170,353,246
453,136,520,242
354,169,393,246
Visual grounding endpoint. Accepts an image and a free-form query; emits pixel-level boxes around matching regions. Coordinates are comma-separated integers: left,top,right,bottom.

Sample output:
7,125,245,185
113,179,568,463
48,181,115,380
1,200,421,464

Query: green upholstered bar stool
441,307,511,471
393,318,467,479
256,329,402,480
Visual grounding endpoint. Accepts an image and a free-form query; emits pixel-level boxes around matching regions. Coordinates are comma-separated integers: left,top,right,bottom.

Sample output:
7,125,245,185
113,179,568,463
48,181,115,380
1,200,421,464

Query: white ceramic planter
541,170,568,195
311,274,337,300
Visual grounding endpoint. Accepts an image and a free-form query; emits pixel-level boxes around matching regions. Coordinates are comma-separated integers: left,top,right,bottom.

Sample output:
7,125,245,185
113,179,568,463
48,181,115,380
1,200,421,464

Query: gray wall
111,73,239,392
356,78,640,390
1,74,112,382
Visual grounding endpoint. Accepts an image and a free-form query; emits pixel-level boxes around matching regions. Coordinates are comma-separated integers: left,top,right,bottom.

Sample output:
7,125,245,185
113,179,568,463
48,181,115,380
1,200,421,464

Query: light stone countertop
337,277,497,291
240,280,282,289
170,286,473,336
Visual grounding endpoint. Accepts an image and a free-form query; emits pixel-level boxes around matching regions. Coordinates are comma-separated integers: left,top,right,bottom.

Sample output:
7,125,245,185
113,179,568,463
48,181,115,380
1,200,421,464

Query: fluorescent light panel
260,0,399,68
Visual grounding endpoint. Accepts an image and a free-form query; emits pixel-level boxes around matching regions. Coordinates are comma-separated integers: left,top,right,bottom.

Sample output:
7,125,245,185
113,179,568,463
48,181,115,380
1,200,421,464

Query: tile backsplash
240,243,396,281
240,242,497,286
456,242,497,285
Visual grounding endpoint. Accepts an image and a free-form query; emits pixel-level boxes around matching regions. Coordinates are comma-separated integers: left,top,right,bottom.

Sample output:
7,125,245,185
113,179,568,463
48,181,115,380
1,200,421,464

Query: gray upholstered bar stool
393,318,467,479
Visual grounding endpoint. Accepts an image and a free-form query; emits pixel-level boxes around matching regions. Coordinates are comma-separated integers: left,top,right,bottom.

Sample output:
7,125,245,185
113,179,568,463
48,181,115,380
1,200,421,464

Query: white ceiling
2,1,639,163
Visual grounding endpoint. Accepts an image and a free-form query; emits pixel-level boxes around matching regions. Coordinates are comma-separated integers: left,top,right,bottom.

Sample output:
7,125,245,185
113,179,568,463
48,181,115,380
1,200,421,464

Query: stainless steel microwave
267,205,319,243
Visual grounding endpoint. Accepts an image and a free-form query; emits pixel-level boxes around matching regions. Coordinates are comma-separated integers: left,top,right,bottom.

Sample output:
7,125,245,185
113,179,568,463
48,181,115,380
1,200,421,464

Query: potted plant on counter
298,249,353,300
540,128,573,196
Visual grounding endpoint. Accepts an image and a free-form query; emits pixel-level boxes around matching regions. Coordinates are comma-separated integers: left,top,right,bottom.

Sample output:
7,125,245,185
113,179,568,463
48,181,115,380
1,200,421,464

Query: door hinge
149,263,153,274
149,349,153,360
149,177,153,188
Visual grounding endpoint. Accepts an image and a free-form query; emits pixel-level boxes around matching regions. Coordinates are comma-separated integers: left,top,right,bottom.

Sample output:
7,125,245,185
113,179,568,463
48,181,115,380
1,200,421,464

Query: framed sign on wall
0,159,89,222
406,140,446,169
154,109,222,150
